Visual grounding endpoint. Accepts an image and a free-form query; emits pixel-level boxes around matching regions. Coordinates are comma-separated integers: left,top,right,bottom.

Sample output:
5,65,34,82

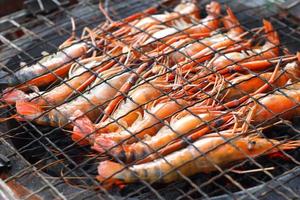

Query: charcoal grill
0,0,300,199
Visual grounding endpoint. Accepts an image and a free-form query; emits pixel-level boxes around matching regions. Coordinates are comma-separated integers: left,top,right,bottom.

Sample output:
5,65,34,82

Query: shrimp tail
263,19,279,45
262,19,280,57
222,7,244,34
97,160,126,189
14,101,50,125
206,1,221,16
92,137,117,153
16,101,43,115
1,88,28,105
0,101,41,123
72,110,95,146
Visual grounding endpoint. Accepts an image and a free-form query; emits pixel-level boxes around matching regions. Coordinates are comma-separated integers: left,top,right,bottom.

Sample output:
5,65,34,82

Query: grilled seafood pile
1,1,300,189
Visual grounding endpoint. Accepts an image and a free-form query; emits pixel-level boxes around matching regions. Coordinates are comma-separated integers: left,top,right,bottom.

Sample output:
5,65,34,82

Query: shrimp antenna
0,104,9,109
0,114,18,122
99,2,114,24
59,17,76,49
70,17,76,39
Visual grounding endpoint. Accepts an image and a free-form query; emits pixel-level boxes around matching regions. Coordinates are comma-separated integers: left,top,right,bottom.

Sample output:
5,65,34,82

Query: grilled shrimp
95,5,158,38
92,99,188,152
72,82,164,145
71,70,174,145
99,84,164,131
244,82,300,125
104,110,226,163
197,57,299,105
97,135,300,187
211,20,279,74
130,2,199,35
222,60,300,102
113,1,200,51
71,60,197,145
1,56,119,107
15,70,131,128
147,7,245,65
0,40,88,89
140,2,221,51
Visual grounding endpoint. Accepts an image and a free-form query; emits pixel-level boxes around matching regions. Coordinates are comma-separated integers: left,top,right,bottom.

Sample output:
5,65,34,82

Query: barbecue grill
0,0,299,199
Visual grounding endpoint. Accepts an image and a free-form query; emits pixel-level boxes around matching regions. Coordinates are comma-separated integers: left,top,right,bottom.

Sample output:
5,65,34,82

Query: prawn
221,59,300,102
242,82,300,126
146,7,246,65
104,110,229,163
96,6,158,38
197,56,298,105
140,1,221,51
209,19,280,75
0,55,120,106
72,66,181,145
0,40,89,89
129,2,200,35
92,99,189,153
179,18,279,78
97,135,300,187
109,2,200,50
14,70,131,128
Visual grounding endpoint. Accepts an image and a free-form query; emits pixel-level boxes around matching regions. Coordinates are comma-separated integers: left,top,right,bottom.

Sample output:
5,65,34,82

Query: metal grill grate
0,0,299,200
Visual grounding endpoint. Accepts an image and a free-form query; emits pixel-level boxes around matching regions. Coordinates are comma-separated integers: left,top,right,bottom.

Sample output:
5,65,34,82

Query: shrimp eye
248,140,256,150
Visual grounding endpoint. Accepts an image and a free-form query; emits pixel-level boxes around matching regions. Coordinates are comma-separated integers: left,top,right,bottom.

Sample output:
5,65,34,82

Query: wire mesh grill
0,0,299,199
